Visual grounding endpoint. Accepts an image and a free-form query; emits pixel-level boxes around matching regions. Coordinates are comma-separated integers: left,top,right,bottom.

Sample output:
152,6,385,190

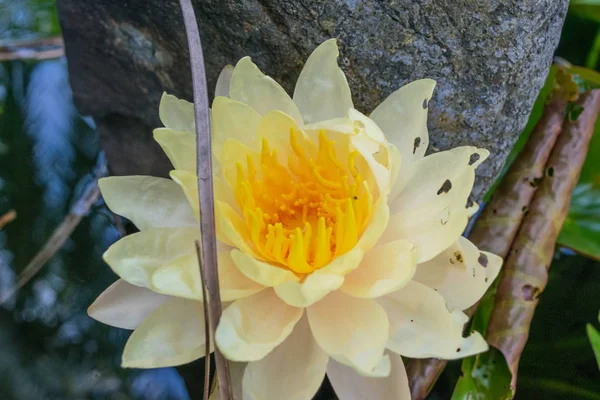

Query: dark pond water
0,1,191,398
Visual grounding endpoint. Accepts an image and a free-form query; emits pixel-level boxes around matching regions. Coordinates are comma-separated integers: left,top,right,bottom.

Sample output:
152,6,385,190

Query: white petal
351,133,391,194
212,96,262,158
293,38,353,124
217,247,266,302
341,240,416,298
215,289,303,362
383,147,489,262
242,316,328,400
348,108,387,144
229,57,303,124
99,176,196,230
370,79,436,165
170,170,200,220
159,93,195,133
150,252,203,301
327,352,410,400
151,245,265,302
153,128,196,172
414,237,502,311
88,279,169,330
391,147,488,211
274,248,363,307
379,280,486,359
230,248,299,287
122,297,208,368
103,227,199,288
215,65,234,98
307,291,389,375
355,198,390,253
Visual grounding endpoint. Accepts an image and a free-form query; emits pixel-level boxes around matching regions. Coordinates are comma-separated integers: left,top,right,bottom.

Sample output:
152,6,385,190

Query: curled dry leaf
486,89,600,391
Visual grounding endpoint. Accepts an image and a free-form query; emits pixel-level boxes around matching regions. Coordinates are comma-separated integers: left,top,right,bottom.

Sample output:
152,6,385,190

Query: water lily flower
89,39,502,399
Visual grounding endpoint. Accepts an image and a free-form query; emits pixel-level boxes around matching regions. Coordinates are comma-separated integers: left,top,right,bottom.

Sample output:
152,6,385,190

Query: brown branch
0,182,101,306
0,48,64,62
178,1,233,399
0,36,64,61
196,240,212,400
0,210,17,229
486,89,600,392
0,36,63,50
406,91,570,399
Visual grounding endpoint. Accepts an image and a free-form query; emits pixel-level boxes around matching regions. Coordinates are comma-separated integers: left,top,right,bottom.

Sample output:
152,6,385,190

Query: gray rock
56,0,568,201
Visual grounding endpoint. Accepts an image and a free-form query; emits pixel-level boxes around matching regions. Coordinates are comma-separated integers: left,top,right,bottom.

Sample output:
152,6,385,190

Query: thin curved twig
0,180,101,306
196,240,212,400
177,0,233,398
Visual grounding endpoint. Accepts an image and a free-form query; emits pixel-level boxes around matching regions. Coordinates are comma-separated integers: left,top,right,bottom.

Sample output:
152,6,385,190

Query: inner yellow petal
232,128,374,273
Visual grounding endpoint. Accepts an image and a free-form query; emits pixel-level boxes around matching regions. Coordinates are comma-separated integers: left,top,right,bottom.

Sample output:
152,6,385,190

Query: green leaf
451,282,514,400
557,106,600,259
517,256,600,398
451,348,513,400
571,1,600,23
587,312,600,370
558,184,600,260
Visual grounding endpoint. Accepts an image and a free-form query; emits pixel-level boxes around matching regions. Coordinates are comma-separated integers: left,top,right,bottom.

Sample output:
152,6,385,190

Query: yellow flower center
234,128,374,274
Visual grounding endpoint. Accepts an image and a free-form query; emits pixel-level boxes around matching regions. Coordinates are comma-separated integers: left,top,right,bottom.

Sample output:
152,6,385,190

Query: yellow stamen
231,128,375,273
288,227,314,273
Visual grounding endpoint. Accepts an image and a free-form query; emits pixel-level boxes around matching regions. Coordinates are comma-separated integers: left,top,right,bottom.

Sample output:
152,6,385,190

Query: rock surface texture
57,0,568,201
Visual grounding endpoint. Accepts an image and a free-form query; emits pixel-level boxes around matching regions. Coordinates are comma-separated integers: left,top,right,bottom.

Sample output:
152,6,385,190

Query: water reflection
0,2,191,395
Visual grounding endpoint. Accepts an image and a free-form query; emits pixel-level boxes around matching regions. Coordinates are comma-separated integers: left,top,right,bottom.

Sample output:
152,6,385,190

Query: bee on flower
89,39,502,399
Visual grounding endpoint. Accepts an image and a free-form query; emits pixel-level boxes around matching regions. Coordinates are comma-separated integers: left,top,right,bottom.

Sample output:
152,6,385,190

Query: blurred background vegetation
1,1,600,399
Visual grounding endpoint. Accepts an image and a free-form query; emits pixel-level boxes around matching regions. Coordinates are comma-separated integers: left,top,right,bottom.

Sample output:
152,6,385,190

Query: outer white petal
327,352,410,400
242,315,328,400
390,147,488,211
215,289,303,362
99,176,196,230
229,57,303,124
215,64,234,98
103,227,199,288
378,280,488,359
370,79,436,165
293,38,353,124
122,297,208,368
414,236,502,311
153,128,196,172
159,93,195,133
383,146,489,262
307,291,389,376
88,279,169,330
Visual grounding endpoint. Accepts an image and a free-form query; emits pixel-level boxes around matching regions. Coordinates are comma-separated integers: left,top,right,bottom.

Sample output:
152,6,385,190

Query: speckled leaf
486,90,600,391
